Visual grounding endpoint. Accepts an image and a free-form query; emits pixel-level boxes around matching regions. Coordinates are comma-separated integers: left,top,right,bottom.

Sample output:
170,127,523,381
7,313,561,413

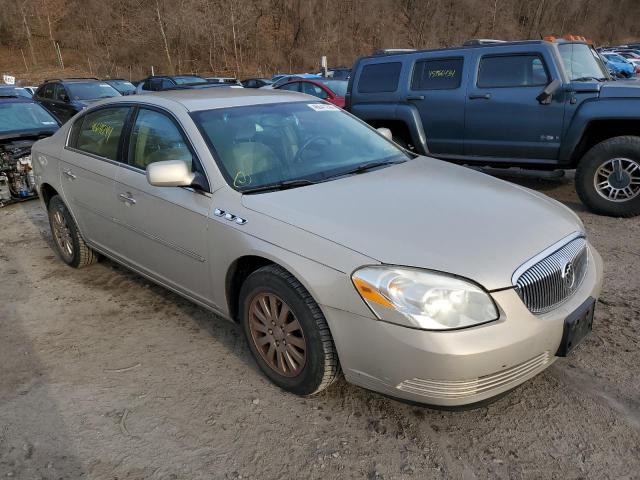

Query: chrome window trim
511,231,585,286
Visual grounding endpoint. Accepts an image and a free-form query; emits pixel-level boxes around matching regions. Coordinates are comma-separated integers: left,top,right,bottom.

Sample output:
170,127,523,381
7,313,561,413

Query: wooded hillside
1,0,639,82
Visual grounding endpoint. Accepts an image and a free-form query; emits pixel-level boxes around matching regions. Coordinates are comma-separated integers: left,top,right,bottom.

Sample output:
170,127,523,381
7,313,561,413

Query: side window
142,79,152,90
358,62,402,93
279,82,300,92
128,108,193,171
54,85,68,102
302,82,328,99
411,58,463,90
40,83,55,99
477,54,549,88
150,78,163,91
74,107,130,161
161,79,174,90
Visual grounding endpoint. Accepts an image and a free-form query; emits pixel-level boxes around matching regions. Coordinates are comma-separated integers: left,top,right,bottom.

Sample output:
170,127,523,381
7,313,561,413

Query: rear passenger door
62,106,132,253
408,57,466,155
464,52,565,160
113,107,213,303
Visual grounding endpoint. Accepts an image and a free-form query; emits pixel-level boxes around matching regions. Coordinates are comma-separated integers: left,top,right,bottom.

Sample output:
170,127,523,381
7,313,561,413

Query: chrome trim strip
511,231,584,285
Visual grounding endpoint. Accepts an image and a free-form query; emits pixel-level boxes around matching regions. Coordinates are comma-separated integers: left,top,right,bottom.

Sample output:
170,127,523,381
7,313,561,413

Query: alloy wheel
248,293,307,377
52,210,73,259
594,157,640,202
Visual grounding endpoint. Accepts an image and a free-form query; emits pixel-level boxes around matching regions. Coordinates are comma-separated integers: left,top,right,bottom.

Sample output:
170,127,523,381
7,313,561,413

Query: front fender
350,103,429,154
561,97,640,162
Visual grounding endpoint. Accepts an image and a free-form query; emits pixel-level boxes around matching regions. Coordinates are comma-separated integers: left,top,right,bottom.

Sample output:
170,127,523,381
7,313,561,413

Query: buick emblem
562,261,576,289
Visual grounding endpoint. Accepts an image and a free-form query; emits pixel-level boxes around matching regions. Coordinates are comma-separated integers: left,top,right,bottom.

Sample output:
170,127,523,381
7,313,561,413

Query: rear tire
239,264,340,396
575,136,640,217
48,195,99,268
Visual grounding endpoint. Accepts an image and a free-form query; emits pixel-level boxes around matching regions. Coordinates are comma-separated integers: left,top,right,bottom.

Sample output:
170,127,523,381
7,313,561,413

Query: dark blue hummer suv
347,39,640,217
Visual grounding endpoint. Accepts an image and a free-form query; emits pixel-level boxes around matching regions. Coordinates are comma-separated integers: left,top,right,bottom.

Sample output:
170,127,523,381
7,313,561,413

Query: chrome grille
396,351,552,399
514,236,588,314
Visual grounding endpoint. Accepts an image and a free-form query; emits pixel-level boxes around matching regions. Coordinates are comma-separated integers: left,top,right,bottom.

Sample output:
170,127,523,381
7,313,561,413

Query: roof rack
44,77,100,82
462,39,507,46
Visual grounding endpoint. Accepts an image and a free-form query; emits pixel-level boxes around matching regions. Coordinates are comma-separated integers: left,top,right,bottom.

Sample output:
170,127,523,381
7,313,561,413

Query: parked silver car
31,89,603,407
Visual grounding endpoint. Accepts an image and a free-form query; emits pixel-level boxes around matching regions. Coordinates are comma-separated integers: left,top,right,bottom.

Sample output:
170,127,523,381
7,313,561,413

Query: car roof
357,39,584,62
107,87,310,112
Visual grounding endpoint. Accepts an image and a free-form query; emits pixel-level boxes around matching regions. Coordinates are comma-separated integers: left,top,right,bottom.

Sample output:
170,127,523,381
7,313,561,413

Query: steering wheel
293,136,331,164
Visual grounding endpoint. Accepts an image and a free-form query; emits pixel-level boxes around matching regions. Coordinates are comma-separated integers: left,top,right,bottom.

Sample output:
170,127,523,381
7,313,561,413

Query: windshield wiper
332,158,407,178
240,178,317,194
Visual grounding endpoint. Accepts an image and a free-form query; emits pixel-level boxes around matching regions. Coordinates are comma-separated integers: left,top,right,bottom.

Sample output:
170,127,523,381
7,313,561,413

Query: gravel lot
1,172,639,480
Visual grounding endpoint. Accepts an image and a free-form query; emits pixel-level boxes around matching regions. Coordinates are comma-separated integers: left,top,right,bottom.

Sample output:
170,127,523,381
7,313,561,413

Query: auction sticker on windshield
307,103,340,112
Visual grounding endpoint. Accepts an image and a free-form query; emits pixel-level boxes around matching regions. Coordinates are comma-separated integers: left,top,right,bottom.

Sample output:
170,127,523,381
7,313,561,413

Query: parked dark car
103,79,137,95
241,78,273,88
136,75,208,93
206,77,242,86
0,96,59,203
276,79,348,108
347,39,640,217
34,78,120,123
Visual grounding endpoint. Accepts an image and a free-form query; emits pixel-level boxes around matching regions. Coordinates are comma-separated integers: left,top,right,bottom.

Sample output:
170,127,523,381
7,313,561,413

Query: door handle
118,193,136,205
63,170,77,180
469,93,491,100
406,95,425,101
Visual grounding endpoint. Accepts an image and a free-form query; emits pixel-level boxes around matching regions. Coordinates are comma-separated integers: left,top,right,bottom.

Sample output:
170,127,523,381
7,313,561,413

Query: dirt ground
1,172,639,480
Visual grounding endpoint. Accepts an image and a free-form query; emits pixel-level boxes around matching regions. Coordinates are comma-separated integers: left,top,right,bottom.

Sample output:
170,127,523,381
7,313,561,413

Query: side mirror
59,93,69,103
377,127,393,141
146,160,195,187
536,79,561,105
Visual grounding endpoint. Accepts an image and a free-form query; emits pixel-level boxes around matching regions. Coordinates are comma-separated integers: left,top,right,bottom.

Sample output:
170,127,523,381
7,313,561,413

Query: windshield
67,82,120,100
108,80,136,93
0,87,32,98
174,76,207,85
193,102,408,191
0,102,58,133
558,43,609,81
318,80,348,96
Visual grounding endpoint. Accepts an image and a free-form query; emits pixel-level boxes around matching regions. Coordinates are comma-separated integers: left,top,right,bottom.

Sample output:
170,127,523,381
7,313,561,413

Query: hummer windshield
558,43,609,82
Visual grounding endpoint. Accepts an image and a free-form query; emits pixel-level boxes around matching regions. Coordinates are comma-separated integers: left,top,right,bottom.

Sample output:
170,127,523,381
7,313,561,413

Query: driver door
464,52,566,160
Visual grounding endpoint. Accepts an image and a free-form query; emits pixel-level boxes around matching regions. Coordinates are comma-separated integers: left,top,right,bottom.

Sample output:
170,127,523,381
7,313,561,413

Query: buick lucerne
31,89,603,407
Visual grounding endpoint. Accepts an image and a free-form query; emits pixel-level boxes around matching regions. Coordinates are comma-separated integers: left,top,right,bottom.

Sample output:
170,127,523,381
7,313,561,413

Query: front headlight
352,266,499,330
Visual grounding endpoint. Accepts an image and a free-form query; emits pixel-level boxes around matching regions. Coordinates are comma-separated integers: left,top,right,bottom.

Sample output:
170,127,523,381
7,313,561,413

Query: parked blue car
601,52,635,77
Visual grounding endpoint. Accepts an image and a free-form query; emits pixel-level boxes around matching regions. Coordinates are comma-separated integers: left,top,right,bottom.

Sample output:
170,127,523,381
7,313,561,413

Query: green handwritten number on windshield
90,122,114,141
428,69,456,79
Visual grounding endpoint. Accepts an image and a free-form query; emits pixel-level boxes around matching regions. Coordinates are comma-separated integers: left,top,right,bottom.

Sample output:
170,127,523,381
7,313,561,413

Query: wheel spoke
286,335,305,349
256,334,271,347
284,318,301,333
259,296,271,319
251,317,269,333
284,351,298,372
286,343,305,363
251,304,269,325
278,304,291,324
266,343,276,363
269,295,279,322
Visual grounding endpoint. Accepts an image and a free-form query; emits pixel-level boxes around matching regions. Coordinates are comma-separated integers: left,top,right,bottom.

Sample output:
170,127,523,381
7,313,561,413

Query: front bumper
322,244,603,407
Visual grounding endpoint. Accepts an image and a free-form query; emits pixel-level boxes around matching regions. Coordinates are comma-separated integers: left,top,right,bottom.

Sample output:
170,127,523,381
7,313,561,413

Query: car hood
599,80,640,97
241,157,583,290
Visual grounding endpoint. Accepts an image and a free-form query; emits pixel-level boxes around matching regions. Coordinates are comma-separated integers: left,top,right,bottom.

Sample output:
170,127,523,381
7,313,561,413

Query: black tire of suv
239,264,341,396
48,195,99,268
575,136,640,217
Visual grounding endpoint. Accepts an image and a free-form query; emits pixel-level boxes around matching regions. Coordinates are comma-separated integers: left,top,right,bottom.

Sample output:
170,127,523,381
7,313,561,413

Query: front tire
575,136,640,217
239,264,340,396
48,195,99,268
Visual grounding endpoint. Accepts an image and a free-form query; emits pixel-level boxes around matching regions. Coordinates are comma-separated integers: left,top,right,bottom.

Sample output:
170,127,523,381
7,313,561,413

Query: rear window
477,55,549,88
358,62,402,93
411,58,463,90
